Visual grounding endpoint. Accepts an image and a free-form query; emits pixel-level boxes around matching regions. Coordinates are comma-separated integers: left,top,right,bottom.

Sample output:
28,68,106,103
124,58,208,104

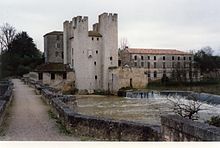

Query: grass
47,109,72,136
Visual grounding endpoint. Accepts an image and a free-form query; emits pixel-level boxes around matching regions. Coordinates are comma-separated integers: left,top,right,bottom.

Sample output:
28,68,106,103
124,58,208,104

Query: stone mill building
63,13,118,93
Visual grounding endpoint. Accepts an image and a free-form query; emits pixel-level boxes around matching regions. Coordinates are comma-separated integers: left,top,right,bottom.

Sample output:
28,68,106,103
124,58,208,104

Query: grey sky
1,0,220,54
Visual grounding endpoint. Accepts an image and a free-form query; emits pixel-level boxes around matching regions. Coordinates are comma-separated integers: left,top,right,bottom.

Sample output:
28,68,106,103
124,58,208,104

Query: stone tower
63,13,118,93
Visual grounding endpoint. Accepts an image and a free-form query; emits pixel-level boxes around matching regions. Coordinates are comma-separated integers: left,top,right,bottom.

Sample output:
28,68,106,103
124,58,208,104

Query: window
172,56,174,60
95,75,97,80
148,56,150,60
51,73,55,80
38,73,43,80
97,38,99,41
163,56,165,60
141,62,144,67
61,52,64,59
154,56,156,60
184,57,186,60
163,62,166,69
94,61,96,65
172,62,175,68
63,73,67,79
118,60,121,66
148,72,151,78
55,51,59,57
92,37,94,40
189,57,192,60
154,71,157,78
141,56,144,60
96,50,98,54
148,62,150,68
110,56,113,61
56,35,60,40
57,43,60,48
134,55,137,60
134,62,137,67
178,57,180,60
154,62,156,68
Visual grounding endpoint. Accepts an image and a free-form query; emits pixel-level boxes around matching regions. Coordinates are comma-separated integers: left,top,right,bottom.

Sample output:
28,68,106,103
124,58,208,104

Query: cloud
0,0,220,54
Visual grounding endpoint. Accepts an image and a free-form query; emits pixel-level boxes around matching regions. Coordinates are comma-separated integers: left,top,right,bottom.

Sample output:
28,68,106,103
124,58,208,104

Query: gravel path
0,79,79,141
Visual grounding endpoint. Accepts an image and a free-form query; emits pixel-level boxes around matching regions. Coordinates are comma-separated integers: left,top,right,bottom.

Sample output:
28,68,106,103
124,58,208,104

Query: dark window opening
172,56,174,60
189,57,192,60
141,56,144,60
96,50,98,54
63,73,67,79
154,56,156,60
163,56,165,60
154,62,156,68
141,62,144,67
118,60,121,66
97,38,99,41
178,57,180,60
163,62,166,69
38,73,43,80
110,56,113,61
130,78,133,88
134,62,137,67
94,61,96,65
95,75,97,80
51,73,55,80
57,35,60,40
148,56,150,60
134,55,137,60
184,57,186,60
148,72,151,78
92,37,94,40
154,71,157,78
148,62,150,68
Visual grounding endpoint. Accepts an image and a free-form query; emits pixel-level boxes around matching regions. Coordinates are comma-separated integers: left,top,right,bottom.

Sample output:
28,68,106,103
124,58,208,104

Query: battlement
99,12,118,22
71,16,88,28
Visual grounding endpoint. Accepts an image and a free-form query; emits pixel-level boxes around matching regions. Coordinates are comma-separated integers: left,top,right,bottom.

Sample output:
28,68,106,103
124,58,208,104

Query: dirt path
0,79,79,141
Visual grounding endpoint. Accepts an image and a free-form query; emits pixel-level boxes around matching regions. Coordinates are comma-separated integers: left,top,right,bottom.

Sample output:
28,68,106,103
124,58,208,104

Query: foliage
205,116,220,127
194,46,220,74
0,30,43,78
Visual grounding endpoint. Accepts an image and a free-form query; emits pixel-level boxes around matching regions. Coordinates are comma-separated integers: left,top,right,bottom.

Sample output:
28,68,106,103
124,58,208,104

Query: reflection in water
67,95,220,125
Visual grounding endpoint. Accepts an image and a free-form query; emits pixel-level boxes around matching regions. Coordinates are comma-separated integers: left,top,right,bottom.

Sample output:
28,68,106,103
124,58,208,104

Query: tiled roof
43,31,63,37
34,63,72,72
126,48,191,55
88,31,102,37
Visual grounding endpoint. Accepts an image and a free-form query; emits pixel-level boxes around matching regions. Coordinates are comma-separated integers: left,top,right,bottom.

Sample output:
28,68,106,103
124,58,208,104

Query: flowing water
67,93,220,125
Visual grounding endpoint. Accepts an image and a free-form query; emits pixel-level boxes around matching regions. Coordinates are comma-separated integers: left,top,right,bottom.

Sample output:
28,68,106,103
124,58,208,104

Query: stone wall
28,79,161,141
161,115,220,141
0,80,13,125
108,67,148,93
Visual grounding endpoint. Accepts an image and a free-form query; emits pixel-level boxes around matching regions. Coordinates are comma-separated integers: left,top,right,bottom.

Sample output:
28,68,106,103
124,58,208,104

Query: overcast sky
1,0,220,54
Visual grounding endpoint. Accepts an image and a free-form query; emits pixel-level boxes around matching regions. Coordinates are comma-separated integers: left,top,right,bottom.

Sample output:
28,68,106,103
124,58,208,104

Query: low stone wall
27,78,161,141
0,80,13,125
161,115,220,141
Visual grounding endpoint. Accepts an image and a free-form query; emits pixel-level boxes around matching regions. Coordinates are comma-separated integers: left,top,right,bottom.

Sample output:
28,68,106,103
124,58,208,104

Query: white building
63,13,118,93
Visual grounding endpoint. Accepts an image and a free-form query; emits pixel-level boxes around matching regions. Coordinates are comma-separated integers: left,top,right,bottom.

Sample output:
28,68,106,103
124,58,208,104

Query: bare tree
0,23,16,52
168,95,202,120
120,37,129,50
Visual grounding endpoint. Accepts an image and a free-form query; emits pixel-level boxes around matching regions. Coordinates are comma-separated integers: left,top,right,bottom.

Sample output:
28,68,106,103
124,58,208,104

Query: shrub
205,116,220,127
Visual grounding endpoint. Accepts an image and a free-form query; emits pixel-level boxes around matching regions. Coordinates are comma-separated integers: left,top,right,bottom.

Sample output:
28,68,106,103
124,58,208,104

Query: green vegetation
0,23,43,79
205,116,220,127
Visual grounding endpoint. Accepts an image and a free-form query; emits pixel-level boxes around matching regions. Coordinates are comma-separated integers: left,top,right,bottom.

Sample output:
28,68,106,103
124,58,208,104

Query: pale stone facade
63,13,118,93
119,48,200,81
109,67,148,93
44,31,64,63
